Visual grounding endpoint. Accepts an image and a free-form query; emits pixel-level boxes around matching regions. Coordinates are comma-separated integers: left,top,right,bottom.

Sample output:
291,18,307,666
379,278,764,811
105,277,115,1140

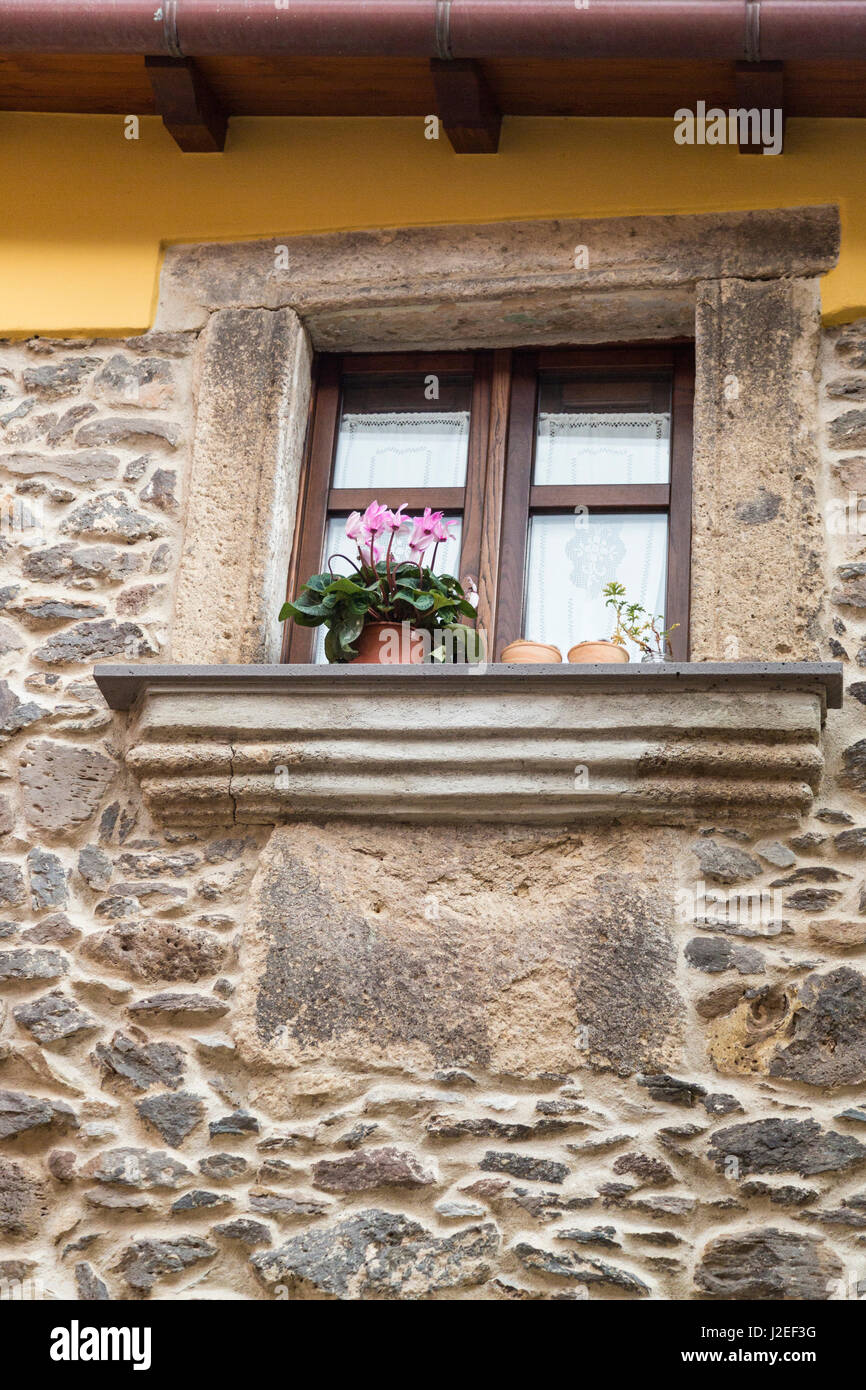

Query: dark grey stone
13,991,95,1043
695,1228,841,1300
312,1147,435,1193
128,992,229,1022
0,681,44,738
77,845,112,891
74,1262,110,1300
26,848,68,910
739,1181,818,1206
34,619,156,664
768,864,849,884
91,1031,185,1091
116,850,199,878
708,1118,866,1177
212,1218,271,1246
76,417,181,449
636,1074,707,1107
0,1158,48,1237
135,1092,205,1148
170,1189,231,1213
690,840,762,884
768,967,866,1087
478,1152,569,1184
12,598,105,625
251,1209,499,1299
784,887,842,912
93,354,174,402
60,491,165,543
0,863,25,908
249,1191,330,1218
81,1147,190,1189
611,1152,675,1185
208,1110,260,1137
115,1237,216,1292
23,543,143,584
46,403,97,444
22,358,101,396
0,948,67,981
685,937,765,974
0,1089,77,1139
199,1153,247,1180
702,1094,745,1117
139,469,177,512
830,409,866,450
426,1114,571,1141
513,1240,649,1294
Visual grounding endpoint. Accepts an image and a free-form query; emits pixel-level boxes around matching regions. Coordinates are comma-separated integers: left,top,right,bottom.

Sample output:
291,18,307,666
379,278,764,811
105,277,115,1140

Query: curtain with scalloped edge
524,511,668,659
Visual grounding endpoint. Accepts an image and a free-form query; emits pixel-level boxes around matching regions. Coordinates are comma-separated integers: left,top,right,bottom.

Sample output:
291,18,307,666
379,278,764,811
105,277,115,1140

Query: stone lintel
155,206,841,342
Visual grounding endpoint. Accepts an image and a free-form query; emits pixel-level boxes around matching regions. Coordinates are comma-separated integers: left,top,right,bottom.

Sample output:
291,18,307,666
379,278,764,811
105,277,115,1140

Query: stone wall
2,324,866,1302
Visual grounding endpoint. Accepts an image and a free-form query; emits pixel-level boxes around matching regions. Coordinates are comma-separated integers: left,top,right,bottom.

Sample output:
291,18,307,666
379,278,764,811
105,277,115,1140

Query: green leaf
281,598,329,626
304,572,334,594
324,626,347,663
326,576,366,596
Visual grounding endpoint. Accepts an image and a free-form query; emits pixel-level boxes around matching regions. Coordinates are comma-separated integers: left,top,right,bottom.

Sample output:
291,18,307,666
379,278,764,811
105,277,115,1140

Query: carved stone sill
94,662,842,828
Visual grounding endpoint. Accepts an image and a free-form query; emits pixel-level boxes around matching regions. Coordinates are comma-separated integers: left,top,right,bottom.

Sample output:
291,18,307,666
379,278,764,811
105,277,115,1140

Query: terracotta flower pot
567,640,630,664
500,639,563,664
348,621,428,664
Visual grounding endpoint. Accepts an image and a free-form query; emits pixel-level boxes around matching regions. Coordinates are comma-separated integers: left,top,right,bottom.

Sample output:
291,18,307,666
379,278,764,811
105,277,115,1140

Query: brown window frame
282,344,693,664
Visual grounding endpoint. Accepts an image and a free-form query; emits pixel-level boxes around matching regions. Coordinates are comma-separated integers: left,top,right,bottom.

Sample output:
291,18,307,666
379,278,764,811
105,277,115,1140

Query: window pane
332,373,472,489
534,375,671,486
523,511,668,659
314,513,464,663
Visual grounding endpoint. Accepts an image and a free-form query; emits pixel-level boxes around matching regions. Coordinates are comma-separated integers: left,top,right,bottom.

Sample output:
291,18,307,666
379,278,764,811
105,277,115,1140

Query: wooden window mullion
495,351,538,656
666,345,695,660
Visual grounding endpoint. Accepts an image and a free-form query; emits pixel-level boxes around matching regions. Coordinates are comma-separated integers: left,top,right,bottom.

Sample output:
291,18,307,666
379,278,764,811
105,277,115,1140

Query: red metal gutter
1,0,866,61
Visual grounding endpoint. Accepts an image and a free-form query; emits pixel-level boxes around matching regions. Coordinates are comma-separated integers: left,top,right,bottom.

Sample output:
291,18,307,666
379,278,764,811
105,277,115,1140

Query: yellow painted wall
2,112,866,335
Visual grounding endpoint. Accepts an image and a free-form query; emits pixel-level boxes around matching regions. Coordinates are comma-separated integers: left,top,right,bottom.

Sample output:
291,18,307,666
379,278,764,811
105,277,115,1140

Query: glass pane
332,373,472,489
313,513,464,663
534,375,671,486
524,511,668,660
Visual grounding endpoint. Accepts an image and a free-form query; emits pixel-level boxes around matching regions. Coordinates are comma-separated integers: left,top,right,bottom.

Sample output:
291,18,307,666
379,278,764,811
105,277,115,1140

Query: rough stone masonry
2,321,866,1301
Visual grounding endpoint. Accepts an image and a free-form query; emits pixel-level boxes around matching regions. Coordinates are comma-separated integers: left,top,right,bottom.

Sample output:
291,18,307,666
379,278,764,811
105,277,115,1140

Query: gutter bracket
145,55,228,152
734,60,785,154
430,57,501,153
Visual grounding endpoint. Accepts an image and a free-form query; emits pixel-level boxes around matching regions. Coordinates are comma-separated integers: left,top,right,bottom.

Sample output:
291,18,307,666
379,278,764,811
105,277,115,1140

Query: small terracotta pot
567,640,630,664
500,639,563,664
349,622,428,664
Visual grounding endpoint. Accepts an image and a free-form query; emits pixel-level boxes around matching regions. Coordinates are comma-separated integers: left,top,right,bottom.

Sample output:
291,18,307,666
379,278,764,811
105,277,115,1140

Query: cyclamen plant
280,501,482,662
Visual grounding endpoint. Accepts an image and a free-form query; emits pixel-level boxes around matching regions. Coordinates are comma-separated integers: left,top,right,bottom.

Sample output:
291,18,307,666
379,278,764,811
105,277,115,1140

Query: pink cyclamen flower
406,508,442,554
345,511,366,542
361,500,392,536
432,515,458,543
383,502,409,532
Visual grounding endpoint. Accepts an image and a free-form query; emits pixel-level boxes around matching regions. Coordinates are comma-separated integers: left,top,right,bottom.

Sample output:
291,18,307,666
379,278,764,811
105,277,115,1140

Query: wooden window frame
282,344,693,664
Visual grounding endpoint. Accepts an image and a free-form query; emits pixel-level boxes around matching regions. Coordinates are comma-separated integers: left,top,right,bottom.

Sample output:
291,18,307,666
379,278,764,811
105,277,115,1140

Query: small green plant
602,580,678,657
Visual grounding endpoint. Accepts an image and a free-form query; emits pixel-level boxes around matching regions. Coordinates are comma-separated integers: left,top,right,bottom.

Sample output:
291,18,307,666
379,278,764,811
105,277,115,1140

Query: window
283,346,693,663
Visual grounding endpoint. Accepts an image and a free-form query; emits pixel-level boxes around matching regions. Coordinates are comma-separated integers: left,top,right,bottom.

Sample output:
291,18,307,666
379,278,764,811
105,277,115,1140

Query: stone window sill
93,662,842,827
